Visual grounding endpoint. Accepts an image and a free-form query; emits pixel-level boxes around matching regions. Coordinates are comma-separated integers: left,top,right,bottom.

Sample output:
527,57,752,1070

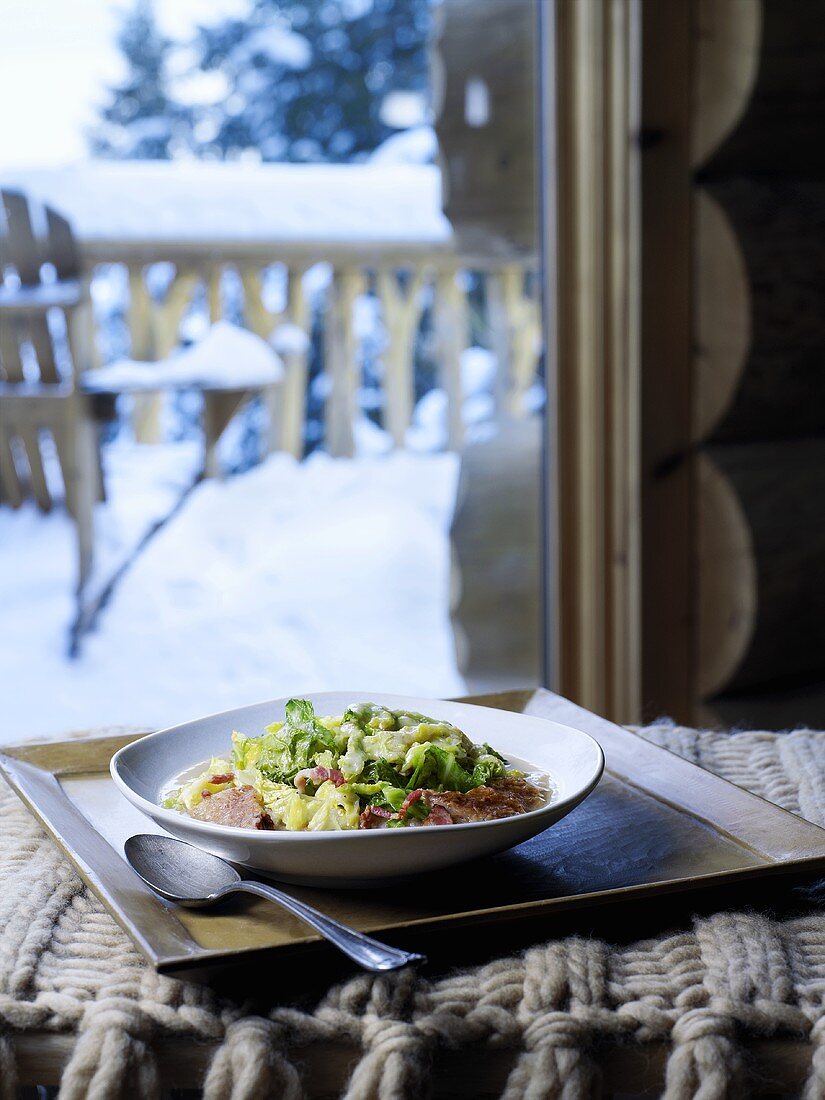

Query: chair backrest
0,188,82,386
0,191,85,511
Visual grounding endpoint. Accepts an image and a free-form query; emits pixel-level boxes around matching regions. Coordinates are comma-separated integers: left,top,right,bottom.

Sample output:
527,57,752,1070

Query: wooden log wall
644,0,825,727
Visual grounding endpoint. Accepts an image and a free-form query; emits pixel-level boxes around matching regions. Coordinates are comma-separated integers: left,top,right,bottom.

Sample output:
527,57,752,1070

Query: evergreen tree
90,0,189,160
191,0,431,162
91,0,432,164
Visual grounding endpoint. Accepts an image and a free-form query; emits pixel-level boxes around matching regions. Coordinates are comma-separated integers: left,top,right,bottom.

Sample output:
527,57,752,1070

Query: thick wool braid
339,968,434,1100
502,1043,601,1100
664,1009,744,1100
498,938,606,1100
343,1018,433,1100
58,1024,160,1100
202,1017,301,1100
4,724,825,1098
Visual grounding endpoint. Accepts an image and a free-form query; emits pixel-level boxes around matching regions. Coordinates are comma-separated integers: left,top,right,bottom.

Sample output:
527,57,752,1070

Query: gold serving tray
3,689,825,977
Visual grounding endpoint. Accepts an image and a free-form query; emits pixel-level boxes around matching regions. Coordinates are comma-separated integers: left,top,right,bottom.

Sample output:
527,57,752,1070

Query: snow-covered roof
1,160,453,260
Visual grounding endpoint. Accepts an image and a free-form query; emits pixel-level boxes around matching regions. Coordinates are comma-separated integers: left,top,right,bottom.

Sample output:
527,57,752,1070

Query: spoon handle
229,880,426,972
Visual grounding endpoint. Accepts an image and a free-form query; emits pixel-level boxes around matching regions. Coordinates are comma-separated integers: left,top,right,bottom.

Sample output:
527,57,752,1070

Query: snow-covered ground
0,446,463,743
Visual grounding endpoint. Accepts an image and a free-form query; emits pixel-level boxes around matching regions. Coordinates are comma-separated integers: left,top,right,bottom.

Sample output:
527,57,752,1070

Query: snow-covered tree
191,0,431,162
90,0,189,160
91,0,432,164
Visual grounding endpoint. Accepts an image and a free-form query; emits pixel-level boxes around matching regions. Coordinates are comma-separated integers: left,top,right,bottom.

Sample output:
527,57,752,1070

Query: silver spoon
124,833,425,972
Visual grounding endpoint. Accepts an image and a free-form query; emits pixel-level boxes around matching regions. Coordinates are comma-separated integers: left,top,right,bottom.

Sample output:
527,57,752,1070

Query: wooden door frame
540,0,642,724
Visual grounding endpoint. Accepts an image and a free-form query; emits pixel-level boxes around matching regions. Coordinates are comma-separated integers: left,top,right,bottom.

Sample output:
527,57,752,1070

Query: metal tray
2,689,824,977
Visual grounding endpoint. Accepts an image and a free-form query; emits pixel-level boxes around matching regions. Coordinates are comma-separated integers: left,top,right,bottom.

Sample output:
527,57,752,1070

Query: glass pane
0,0,545,743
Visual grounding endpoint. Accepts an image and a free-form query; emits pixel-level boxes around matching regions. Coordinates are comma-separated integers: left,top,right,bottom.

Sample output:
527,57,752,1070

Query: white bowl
110,691,604,886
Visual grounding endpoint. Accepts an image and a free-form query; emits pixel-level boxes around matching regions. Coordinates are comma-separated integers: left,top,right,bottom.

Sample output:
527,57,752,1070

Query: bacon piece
397,789,424,818
359,805,394,830
422,803,453,827
294,766,346,792
190,785,275,830
209,773,234,784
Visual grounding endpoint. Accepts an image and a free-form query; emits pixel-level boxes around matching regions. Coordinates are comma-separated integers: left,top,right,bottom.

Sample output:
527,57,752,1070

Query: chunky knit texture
1,722,825,1098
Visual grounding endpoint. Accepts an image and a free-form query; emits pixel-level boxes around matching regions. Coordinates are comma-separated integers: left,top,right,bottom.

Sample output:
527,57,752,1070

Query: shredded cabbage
163,699,532,831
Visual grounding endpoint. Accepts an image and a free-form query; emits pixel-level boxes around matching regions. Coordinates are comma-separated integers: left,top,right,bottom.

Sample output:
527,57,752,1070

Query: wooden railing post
207,266,223,323
92,249,534,460
240,268,273,342
325,267,364,457
376,268,426,447
433,267,467,450
127,264,155,360
238,266,280,456
488,263,542,417
278,268,311,459
128,264,162,443
155,269,199,358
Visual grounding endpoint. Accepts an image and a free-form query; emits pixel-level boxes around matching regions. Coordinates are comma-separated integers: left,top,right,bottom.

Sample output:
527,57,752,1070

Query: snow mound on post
369,125,438,165
82,321,284,392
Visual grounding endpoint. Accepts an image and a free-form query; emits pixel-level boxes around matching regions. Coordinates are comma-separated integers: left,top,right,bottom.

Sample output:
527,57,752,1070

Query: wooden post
487,264,541,417
278,268,311,459
547,0,642,722
239,266,285,457
154,270,199,358
128,264,162,444
240,267,274,342
202,389,246,478
127,264,155,360
207,267,223,323
375,268,425,447
433,268,467,451
324,267,364,458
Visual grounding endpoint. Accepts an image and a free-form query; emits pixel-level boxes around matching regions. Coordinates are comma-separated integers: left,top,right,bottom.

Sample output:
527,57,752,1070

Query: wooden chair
0,189,283,622
0,190,100,599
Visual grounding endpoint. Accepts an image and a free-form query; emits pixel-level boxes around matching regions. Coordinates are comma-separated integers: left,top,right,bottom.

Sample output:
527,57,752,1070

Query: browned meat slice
189,785,276,830
490,777,546,812
421,777,545,825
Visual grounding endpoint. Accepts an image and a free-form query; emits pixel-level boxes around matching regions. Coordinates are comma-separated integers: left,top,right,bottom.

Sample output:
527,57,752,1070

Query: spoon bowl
124,833,425,972
126,833,241,905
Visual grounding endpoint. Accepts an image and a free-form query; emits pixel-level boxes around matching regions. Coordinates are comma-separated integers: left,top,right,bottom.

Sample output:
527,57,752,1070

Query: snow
461,346,498,397
231,25,312,70
0,447,464,741
270,323,311,357
379,91,428,130
3,162,452,248
369,125,438,165
0,441,201,695
406,346,500,451
171,68,231,107
81,321,284,393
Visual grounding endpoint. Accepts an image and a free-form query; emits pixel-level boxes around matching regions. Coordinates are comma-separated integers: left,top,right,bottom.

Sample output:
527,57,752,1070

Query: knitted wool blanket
1,722,825,1099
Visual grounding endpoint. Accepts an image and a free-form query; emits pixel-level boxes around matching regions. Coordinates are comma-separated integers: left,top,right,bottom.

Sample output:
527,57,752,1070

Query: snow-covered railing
115,255,541,457
3,163,541,456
